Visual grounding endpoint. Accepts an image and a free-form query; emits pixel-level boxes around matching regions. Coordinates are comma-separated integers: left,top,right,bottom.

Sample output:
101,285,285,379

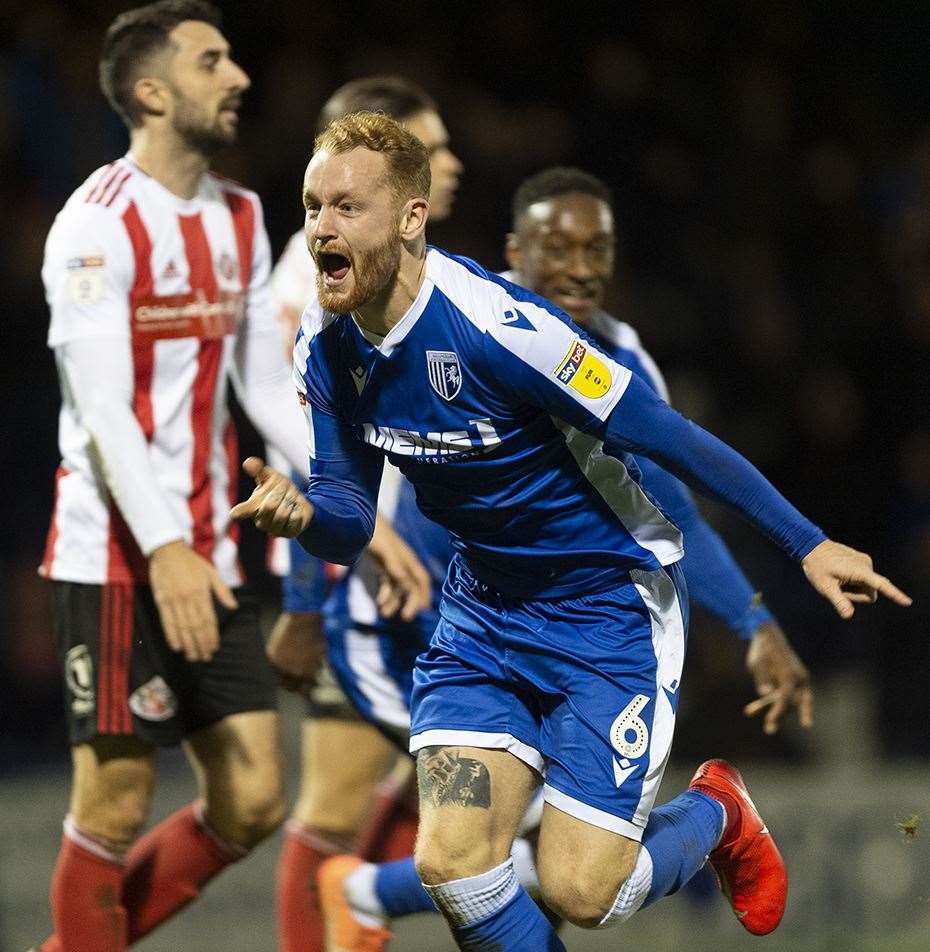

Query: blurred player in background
234,112,910,952
35,3,312,949
266,75,463,952
503,166,812,733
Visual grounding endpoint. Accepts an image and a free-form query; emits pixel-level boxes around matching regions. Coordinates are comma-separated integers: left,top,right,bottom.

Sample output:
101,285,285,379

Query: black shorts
52,581,277,747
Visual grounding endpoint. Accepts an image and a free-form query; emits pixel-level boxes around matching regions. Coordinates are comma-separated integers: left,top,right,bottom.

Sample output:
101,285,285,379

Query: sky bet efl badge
554,339,612,398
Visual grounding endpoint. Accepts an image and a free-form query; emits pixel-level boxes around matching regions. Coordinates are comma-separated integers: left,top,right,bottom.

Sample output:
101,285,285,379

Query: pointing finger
871,574,913,607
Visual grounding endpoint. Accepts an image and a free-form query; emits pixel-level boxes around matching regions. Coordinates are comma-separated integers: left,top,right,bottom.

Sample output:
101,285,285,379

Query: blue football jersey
324,462,454,637
295,247,683,599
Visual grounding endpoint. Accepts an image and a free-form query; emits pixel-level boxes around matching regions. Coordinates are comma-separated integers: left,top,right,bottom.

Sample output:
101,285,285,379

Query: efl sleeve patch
65,256,106,305
554,340,613,399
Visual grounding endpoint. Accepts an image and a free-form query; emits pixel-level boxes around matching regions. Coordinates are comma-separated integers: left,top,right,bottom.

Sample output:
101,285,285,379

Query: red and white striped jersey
41,156,280,587
266,228,316,577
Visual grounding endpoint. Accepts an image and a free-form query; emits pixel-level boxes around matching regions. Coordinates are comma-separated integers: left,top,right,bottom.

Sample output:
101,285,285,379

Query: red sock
49,818,127,952
40,802,244,951
276,821,349,952
122,801,245,941
357,772,419,862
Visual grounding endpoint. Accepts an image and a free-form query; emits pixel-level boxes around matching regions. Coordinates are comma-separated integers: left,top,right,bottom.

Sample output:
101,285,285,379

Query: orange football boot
689,759,788,935
318,855,393,952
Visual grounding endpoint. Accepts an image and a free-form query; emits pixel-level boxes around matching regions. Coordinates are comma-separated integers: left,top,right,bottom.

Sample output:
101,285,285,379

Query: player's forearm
298,458,380,565
636,455,774,639
677,521,775,639
59,343,184,556
605,374,826,561
298,493,375,565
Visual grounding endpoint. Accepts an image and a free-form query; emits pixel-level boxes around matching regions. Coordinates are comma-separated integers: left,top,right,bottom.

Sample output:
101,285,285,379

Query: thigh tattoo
417,746,491,809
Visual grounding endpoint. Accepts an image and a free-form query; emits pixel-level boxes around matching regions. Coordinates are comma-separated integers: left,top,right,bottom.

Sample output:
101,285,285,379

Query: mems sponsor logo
361,417,500,462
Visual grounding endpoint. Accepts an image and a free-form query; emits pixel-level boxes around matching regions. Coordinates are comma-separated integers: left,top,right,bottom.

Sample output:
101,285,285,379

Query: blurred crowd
2,0,928,767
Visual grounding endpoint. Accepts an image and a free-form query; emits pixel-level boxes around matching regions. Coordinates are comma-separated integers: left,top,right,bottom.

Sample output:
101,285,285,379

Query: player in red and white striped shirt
36,4,308,950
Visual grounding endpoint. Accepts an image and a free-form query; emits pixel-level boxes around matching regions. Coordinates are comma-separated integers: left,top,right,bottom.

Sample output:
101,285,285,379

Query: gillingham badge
426,350,463,401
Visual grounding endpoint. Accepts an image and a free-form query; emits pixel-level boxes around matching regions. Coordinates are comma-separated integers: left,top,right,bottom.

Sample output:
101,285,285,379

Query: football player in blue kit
502,165,812,734
288,164,818,951
232,113,911,952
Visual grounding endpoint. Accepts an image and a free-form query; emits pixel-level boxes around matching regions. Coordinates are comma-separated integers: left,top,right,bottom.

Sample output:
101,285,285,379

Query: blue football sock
425,858,566,952
642,789,724,906
453,888,566,952
374,857,436,917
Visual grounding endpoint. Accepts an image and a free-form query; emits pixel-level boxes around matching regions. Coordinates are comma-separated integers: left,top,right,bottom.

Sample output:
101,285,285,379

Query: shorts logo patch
554,339,613,398
65,645,95,716
128,676,177,722
426,350,462,401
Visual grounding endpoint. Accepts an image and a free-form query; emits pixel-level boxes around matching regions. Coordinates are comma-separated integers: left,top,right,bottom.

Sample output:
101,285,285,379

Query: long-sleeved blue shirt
294,247,825,603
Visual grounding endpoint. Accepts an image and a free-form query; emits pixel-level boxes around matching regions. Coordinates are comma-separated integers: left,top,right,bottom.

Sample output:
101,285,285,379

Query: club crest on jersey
554,339,613,399
426,350,462,401
217,252,237,282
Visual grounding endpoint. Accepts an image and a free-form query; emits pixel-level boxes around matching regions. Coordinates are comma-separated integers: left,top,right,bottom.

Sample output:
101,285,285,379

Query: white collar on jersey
124,152,210,211
350,248,437,356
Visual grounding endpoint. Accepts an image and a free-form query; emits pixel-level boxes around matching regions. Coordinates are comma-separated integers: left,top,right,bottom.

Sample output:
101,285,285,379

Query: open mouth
320,252,351,283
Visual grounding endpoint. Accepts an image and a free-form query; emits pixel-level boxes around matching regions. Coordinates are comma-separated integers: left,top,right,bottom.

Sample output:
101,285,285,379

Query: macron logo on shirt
501,308,536,331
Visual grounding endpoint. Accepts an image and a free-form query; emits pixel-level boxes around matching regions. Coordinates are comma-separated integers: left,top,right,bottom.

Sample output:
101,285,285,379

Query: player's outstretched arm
602,374,913,616
230,456,313,537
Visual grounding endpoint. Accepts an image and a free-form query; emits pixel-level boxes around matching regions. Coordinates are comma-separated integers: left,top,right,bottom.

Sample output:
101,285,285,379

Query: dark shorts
53,581,277,747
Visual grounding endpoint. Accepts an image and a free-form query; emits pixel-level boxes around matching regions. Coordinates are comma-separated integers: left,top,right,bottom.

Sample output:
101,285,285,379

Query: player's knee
71,754,154,845
295,768,375,835
414,825,497,885
210,780,287,849
539,866,624,929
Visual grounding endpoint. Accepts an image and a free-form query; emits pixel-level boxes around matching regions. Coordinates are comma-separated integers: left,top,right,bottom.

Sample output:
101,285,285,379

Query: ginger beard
313,227,402,314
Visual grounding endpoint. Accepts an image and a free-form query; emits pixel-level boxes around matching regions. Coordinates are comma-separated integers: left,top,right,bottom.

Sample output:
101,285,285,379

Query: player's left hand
801,539,912,619
367,514,432,622
230,456,313,537
743,621,813,735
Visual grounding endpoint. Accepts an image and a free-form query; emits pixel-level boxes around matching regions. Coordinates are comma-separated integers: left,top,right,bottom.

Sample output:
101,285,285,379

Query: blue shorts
409,557,688,840
325,616,430,751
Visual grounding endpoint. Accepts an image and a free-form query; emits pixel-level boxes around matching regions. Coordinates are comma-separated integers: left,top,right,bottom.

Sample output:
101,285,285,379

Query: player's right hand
801,539,912,619
368,514,432,622
230,456,313,537
149,539,238,662
266,611,327,693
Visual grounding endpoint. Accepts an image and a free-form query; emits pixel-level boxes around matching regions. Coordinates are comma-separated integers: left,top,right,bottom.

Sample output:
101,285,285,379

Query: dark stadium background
1,2,928,950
